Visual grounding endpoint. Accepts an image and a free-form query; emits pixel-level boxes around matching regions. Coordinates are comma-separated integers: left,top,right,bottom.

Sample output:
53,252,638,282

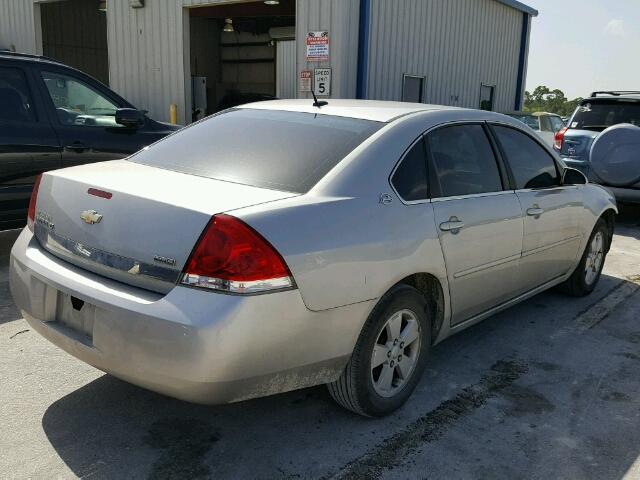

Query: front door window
41,71,121,127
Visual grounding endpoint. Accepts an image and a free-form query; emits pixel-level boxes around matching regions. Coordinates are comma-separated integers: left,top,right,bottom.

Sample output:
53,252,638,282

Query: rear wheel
559,218,609,296
327,285,431,416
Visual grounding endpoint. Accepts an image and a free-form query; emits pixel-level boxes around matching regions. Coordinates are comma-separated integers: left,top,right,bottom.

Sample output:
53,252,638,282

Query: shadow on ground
40,273,640,480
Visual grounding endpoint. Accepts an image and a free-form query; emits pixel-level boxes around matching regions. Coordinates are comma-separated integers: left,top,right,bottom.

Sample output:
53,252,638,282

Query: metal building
0,0,536,125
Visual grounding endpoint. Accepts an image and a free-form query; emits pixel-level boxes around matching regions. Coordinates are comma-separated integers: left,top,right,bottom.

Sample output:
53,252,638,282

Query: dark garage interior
188,0,295,120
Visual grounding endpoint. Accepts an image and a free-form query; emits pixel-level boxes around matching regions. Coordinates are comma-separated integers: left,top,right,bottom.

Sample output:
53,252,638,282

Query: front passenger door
427,124,524,325
491,124,583,291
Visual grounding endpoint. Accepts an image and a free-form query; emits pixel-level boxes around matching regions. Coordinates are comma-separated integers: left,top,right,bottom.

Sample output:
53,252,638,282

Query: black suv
0,51,179,230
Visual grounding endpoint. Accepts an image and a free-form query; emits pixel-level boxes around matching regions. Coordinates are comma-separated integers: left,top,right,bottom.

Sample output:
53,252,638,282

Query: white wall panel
1,0,532,122
365,0,525,112
296,0,360,99
276,39,296,98
0,1,38,53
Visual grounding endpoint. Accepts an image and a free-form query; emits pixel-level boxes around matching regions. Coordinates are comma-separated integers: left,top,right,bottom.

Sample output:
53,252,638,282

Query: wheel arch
600,208,616,252
394,273,446,345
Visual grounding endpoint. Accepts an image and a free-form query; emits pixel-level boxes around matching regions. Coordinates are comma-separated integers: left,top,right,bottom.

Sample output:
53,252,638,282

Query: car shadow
0,258,21,325
39,273,640,479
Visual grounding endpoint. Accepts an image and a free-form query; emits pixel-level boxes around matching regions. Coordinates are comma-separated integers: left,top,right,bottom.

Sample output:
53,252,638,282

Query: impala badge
80,209,103,225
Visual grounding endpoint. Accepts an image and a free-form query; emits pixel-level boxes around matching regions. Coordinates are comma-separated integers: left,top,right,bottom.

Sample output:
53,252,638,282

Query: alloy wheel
585,231,605,285
370,309,421,398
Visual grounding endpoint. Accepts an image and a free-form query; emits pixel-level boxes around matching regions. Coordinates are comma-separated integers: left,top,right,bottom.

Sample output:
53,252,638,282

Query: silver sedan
10,100,617,416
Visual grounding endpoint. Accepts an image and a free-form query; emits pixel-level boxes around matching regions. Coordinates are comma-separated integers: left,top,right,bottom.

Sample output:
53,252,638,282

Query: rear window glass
509,115,539,131
129,109,383,193
570,100,640,131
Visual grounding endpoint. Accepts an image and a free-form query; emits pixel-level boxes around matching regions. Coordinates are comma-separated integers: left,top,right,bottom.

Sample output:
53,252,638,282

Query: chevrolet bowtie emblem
80,209,103,225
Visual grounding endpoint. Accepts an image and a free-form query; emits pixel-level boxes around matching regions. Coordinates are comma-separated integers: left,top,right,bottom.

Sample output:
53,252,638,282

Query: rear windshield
570,100,640,131
509,114,539,131
130,108,383,193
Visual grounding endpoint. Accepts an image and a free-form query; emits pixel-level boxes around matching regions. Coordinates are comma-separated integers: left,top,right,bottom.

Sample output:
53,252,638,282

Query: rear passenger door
490,124,583,291
427,124,524,325
0,64,61,230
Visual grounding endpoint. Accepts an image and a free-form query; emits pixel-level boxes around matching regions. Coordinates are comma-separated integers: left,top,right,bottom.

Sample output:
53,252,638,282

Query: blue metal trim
514,12,529,110
356,0,371,99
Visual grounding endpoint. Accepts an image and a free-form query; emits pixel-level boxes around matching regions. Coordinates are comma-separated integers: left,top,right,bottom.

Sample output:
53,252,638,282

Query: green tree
524,86,582,117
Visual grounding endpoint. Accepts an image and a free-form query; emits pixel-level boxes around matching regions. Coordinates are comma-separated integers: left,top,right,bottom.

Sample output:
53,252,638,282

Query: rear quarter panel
235,194,446,313
231,112,462,314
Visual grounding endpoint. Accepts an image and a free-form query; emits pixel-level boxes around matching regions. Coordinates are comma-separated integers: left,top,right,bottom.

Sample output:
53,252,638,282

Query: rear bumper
605,186,640,204
9,228,372,404
561,158,639,204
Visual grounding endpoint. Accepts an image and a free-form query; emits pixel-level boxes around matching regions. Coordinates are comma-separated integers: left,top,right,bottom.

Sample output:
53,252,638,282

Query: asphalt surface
1,208,639,480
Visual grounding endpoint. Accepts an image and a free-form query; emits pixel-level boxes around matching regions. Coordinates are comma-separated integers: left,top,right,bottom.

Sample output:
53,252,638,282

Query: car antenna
311,90,328,108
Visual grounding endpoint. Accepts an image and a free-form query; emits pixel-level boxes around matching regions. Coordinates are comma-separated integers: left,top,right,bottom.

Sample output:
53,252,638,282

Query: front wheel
327,285,431,416
559,218,609,297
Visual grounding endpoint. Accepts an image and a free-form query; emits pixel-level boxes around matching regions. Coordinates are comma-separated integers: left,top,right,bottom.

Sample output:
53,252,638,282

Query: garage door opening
39,0,109,84
188,0,295,122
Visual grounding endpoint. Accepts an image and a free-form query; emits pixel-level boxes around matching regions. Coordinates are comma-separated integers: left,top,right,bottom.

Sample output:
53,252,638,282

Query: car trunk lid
34,160,297,293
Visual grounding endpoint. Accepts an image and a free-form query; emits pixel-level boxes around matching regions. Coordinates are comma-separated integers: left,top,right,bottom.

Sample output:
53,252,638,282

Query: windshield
130,108,383,193
569,100,640,131
509,114,540,131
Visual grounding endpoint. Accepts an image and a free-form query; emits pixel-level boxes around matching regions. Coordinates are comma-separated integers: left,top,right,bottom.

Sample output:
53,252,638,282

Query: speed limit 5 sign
314,68,331,96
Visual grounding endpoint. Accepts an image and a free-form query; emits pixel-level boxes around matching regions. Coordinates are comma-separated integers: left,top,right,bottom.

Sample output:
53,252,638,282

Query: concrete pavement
1,211,639,480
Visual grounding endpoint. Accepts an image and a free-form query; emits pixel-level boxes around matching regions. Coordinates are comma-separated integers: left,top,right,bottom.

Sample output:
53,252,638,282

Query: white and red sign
299,70,312,92
306,31,329,61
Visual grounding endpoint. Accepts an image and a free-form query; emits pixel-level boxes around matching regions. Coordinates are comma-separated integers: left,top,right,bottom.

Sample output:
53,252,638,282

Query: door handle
65,142,88,153
526,206,544,217
439,216,465,233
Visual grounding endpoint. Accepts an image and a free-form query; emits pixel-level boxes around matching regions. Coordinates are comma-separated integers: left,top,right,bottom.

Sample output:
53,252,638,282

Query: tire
327,284,431,417
559,218,609,297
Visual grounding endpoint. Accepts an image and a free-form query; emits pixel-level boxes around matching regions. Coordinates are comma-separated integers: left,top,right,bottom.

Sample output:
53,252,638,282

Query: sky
524,0,640,100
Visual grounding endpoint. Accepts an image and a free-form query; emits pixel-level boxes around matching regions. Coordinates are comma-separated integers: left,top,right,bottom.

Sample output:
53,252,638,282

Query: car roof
238,99,457,123
0,50,67,67
584,96,640,102
503,111,558,117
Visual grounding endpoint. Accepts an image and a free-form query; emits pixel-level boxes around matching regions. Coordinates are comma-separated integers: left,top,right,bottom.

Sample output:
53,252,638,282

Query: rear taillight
181,214,294,294
554,127,567,151
27,174,42,232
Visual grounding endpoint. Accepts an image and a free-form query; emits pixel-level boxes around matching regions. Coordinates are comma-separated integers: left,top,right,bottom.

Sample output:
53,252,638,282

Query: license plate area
55,292,96,342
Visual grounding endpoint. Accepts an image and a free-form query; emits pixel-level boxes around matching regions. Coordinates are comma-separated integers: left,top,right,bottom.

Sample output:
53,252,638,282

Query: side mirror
562,167,588,185
115,108,145,128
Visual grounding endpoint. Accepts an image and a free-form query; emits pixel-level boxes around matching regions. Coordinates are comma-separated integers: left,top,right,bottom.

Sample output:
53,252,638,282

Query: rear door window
427,124,503,198
391,138,429,201
492,125,559,189
130,108,383,193
0,66,36,123
510,114,539,131
550,116,565,132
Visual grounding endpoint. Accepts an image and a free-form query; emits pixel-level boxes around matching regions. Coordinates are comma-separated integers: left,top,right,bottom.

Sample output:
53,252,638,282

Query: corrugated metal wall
107,0,358,123
276,40,296,98
0,1,37,53
296,0,360,99
1,0,529,121
365,0,523,111
41,0,109,84
106,0,187,123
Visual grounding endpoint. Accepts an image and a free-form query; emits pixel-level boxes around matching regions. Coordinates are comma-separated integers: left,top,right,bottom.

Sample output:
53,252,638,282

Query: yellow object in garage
169,103,177,125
